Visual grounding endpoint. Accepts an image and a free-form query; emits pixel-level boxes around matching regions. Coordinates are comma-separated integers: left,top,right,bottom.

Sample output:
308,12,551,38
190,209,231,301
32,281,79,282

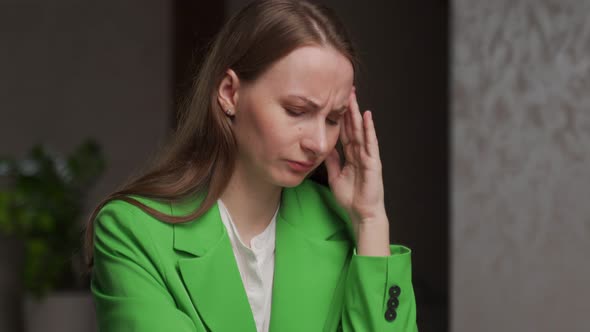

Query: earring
224,108,233,116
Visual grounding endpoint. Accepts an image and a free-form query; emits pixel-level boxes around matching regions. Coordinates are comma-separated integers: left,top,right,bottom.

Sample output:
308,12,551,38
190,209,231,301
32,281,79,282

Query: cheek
247,108,289,154
261,113,284,132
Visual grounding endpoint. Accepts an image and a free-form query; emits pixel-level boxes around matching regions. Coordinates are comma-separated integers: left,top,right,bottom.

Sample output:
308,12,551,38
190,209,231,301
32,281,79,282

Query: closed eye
285,108,304,116
285,107,340,126
327,117,340,126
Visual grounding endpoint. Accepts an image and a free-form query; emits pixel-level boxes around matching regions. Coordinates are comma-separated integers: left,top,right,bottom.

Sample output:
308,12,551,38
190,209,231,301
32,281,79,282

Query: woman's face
219,45,354,188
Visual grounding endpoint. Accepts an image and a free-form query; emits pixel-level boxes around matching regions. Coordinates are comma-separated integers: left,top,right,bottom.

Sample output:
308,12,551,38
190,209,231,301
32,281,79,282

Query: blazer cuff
343,244,417,331
352,244,411,257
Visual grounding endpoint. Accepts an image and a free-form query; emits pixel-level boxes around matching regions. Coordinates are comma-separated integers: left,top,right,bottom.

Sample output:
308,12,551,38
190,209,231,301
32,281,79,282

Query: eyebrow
285,94,348,114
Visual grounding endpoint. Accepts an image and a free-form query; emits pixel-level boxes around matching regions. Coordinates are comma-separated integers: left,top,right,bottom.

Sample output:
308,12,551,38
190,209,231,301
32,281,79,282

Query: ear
217,68,240,116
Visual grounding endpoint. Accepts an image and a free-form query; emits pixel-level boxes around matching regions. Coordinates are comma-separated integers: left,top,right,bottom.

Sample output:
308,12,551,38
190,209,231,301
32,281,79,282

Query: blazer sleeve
340,244,418,332
91,200,196,332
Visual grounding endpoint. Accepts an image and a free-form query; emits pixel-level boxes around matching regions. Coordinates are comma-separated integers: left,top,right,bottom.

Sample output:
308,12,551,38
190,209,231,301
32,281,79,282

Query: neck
219,161,282,242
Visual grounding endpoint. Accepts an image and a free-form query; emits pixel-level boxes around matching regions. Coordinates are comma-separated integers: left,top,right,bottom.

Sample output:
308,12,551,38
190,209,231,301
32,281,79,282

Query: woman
84,0,418,331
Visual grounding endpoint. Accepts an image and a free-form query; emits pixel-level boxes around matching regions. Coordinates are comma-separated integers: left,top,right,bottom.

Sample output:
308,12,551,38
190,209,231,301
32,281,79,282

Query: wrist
355,221,390,256
351,207,388,225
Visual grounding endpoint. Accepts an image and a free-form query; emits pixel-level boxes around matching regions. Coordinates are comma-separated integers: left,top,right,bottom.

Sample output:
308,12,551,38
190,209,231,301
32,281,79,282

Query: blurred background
0,0,588,331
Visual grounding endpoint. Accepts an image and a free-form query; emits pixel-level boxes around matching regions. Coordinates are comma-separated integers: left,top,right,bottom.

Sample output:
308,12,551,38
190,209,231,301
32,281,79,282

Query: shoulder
95,195,172,224
93,195,175,247
92,197,176,284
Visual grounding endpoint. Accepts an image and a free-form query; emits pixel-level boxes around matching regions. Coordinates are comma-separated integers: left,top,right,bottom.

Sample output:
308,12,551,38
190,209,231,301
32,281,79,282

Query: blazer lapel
269,182,353,331
172,194,257,332
169,180,353,332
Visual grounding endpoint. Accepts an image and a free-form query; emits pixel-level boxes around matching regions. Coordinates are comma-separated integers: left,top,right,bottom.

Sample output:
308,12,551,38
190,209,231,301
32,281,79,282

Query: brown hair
83,0,360,271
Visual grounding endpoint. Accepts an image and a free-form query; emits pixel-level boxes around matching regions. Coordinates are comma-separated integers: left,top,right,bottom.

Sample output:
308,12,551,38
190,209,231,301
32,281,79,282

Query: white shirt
217,199,279,332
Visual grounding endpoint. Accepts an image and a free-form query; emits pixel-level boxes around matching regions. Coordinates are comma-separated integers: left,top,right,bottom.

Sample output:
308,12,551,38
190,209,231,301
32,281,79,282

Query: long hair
83,0,360,271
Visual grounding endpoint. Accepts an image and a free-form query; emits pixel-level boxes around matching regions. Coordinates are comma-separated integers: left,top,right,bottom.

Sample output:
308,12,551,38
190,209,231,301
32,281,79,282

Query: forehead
256,45,354,103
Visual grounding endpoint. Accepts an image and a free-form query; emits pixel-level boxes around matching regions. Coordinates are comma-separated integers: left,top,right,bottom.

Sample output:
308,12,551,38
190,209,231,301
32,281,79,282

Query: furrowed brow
286,95,348,114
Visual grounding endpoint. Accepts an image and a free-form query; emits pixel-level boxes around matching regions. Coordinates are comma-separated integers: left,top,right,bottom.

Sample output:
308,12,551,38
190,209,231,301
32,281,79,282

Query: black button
389,285,401,297
387,297,399,309
384,308,397,322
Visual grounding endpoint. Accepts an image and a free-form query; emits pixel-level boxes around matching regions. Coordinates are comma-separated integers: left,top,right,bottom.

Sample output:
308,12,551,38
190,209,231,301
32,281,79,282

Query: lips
291,160,314,167
286,160,315,172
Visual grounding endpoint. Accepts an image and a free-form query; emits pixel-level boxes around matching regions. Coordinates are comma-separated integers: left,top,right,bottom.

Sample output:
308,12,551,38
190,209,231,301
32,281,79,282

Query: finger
349,89,364,145
363,110,379,158
324,148,341,183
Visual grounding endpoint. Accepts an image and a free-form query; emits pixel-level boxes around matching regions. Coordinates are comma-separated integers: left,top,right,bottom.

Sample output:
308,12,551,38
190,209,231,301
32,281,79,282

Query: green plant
0,139,106,297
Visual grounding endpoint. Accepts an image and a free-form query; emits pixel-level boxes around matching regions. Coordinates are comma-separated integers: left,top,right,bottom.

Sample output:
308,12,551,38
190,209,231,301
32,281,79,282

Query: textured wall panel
452,1,590,331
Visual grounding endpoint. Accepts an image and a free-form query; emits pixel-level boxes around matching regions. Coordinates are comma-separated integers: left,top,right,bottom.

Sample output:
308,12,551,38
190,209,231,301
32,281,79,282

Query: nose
301,120,329,157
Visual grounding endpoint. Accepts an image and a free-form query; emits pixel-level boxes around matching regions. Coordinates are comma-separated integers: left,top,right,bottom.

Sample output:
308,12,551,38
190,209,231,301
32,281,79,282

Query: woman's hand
324,86,387,226
325,87,390,256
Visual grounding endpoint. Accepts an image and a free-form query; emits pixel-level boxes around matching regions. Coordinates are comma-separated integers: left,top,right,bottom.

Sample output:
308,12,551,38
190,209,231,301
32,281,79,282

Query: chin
275,175,306,188
279,178,305,188
269,169,308,188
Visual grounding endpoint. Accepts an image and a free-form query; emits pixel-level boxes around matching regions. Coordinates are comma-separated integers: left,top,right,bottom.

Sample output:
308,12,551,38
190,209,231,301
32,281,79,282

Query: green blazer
92,179,418,331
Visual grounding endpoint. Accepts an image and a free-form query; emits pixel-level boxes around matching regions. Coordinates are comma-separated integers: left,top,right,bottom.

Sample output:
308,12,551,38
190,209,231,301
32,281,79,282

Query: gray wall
0,2,172,327
0,1,172,208
452,0,590,331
